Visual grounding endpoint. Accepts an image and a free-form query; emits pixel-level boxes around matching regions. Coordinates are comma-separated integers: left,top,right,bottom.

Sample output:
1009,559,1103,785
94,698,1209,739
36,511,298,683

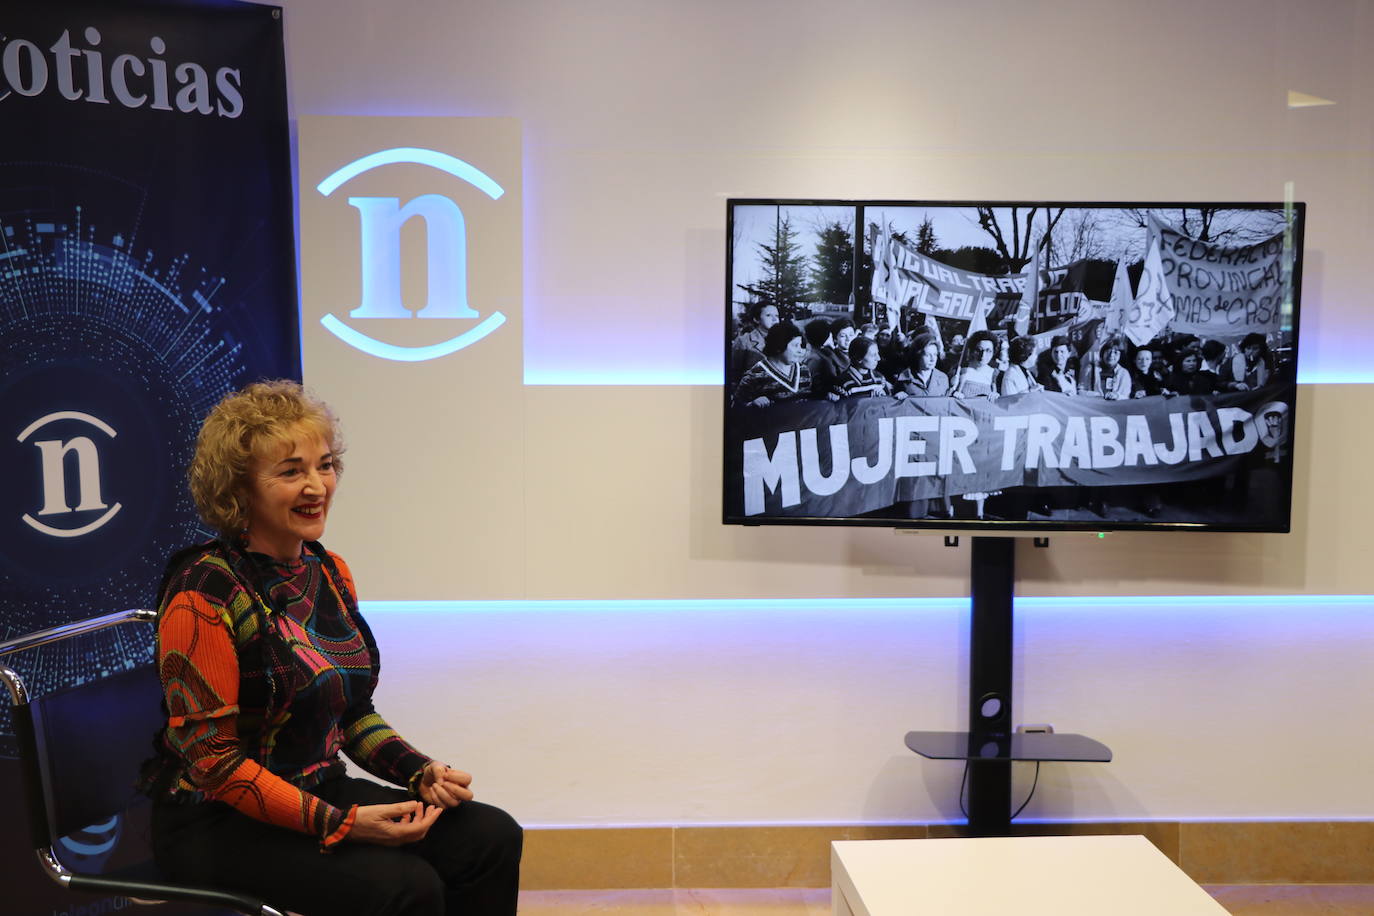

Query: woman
1226,332,1272,390
730,302,780,380
1163,347,1202,396
878,329,909,380
1039,335,1077,396
893,332,950,398
839,335,904,399
812,317,855,399
892,332,953,520
142,381,522,916
731,321,812,407
949,330,1001,517
999,336,1042,396
802,317,833,381
1079,338,1131,400
1129,347,1164,398
951,330,999,400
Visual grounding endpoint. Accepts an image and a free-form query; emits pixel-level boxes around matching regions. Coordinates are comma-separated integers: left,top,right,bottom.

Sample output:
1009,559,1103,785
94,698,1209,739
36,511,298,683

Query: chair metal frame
1,608,286,916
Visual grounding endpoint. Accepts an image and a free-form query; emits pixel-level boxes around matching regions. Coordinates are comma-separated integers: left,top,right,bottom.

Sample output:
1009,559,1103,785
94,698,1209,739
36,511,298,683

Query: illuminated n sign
317,147,506,362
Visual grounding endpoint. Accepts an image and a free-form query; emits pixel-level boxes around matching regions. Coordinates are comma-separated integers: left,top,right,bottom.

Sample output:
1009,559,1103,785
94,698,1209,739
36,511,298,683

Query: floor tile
1203,884,1374,915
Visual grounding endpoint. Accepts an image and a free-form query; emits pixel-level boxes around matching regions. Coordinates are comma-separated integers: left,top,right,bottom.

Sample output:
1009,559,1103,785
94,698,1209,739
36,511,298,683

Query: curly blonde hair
189,380,344,535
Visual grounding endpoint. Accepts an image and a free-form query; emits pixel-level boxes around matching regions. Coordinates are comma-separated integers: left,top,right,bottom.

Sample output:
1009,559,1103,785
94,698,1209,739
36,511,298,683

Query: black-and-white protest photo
724,200,1303,531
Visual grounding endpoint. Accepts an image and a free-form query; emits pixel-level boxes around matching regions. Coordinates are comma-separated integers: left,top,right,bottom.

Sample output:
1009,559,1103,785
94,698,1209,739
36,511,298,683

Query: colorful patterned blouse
145,540,431,850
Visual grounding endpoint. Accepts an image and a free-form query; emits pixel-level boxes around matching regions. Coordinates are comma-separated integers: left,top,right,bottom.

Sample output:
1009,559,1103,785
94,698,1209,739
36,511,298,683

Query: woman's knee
362,853,446,916
424,801,523,878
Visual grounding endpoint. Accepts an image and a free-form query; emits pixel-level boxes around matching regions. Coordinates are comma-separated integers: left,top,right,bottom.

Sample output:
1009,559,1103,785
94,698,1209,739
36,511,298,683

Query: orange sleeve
158,589,356,848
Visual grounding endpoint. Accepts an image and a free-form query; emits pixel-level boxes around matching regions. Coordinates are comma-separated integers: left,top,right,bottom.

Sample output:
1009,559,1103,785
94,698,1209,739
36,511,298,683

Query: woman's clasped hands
348,762,473,846
418,761,474,808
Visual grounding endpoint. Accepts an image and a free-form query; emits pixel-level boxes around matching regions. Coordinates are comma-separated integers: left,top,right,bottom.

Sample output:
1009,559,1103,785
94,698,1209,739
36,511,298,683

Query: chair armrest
66,873,285,916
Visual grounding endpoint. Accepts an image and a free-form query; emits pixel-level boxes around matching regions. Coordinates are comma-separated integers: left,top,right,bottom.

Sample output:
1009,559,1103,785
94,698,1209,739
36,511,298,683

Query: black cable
1010,761,1041,820
959,759,1041,823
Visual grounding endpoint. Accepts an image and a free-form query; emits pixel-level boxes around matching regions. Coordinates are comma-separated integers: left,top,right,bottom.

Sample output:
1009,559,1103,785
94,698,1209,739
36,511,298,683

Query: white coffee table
831,835,1229,916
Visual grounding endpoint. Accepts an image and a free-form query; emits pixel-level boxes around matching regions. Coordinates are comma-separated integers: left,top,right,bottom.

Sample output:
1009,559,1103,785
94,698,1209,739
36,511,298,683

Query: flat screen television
723,199,1304,532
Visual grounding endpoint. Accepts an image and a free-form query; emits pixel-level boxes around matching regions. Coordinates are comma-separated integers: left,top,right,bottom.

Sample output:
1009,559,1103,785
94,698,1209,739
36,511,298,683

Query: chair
0,609,287,916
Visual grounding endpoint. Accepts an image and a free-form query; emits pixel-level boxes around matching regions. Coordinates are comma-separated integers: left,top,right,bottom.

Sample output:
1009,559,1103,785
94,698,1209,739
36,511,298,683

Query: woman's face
243,428,337,560
782,336,805,365
759,306,780,330
835,326,857,349
858,341,879,371
917,343,939,371
1134,350,1153,373
1103,347,1122,369
1243,343,1261,361
1181,353,1200,373
972,339,995,367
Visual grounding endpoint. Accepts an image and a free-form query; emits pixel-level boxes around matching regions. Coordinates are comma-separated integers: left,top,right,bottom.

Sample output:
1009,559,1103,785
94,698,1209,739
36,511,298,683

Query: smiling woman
243,431,338,561
139,379,522,916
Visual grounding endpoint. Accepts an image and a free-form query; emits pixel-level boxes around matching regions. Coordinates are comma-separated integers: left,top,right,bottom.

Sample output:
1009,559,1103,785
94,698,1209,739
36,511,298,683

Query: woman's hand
348,801,443,846
418,762,474,809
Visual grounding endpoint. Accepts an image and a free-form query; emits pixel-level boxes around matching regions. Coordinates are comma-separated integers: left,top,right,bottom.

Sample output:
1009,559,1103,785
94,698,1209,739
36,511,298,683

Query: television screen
723,200,1304,532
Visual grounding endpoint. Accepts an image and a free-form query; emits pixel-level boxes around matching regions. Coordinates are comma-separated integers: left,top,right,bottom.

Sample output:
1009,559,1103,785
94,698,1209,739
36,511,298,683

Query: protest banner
726,386,1292,519
1155,219,1286,341
872,236,1094,338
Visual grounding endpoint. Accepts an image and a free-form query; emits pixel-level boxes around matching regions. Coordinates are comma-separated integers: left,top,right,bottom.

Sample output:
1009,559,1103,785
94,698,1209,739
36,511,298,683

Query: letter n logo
348,195,479,320
316,147,507,362
17,411,122,538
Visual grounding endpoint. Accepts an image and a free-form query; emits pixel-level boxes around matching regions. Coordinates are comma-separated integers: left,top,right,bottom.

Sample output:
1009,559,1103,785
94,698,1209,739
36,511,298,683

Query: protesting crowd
729,305,1285,410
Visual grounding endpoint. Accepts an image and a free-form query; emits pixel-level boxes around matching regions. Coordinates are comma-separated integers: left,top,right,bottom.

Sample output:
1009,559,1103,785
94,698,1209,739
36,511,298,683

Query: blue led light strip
360,595,1373,614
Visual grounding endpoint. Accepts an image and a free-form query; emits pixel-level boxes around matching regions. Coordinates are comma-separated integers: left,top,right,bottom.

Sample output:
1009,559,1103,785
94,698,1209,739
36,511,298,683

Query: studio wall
278,0,1374,825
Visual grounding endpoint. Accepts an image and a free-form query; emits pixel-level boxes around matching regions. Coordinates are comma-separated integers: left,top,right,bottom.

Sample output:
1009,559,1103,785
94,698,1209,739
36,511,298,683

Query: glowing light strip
316,148,505,200
360,595,1372,614
524,368,723,386
320,311,505,362
21,504,122,538
1296,370,1374,384
17,410,117,441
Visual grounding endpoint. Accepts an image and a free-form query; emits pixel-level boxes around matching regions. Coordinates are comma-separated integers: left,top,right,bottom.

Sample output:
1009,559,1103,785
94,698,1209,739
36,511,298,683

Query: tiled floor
517,885,1374,914
517,889,829,914
1205,885,1374,915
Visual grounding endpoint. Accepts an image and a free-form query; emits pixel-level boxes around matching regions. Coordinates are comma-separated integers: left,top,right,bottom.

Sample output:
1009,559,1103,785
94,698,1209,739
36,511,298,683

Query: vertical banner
0,1,298,910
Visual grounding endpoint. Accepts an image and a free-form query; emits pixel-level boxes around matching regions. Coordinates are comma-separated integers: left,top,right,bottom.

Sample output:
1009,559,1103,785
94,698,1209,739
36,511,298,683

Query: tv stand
904,537,1111,835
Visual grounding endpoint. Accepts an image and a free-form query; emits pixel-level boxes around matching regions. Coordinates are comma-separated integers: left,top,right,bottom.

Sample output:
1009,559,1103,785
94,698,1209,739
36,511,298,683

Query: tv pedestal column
904,537,1112,836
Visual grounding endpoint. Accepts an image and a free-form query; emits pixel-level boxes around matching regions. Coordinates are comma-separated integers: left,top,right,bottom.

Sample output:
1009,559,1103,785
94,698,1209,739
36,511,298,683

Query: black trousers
152,777,522,916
